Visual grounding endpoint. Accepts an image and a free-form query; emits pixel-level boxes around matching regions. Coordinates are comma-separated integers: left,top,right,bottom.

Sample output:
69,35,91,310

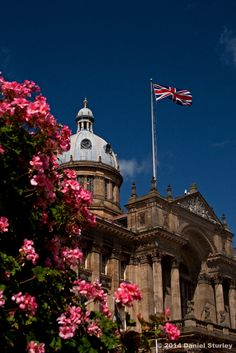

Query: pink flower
59,325,76,339
19,239,39,265
114,282,142,307
64,169,77,179
87,321,103,337
62,247,83,267
165,307,171,318
0,144,5,154
57,306,90,339
163,322,180,341
0,290,5,307
0,216,9,232
72,279,107,303
26,341,45,353
11,292,38,316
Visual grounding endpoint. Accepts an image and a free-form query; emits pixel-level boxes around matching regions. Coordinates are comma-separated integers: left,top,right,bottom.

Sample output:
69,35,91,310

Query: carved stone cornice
138,226,187,246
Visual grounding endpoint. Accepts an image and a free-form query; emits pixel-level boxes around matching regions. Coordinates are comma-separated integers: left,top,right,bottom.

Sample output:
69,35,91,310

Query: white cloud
211,140,234,148
118,158,151,178
219,27,236,66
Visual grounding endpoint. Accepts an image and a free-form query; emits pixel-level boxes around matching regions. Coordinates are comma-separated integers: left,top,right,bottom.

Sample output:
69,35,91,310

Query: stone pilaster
107,248,120,312
194,273,216,323
171,258,182,320
90,241,101,282
125,256,140,328
229,280,236,329
139,254,154,321
87,242,101,311
151,252,163,315
214,275,225,325
94,175,105,199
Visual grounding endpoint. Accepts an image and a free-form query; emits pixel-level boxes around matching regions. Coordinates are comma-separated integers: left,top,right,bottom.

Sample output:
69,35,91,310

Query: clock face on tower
81,139,92,149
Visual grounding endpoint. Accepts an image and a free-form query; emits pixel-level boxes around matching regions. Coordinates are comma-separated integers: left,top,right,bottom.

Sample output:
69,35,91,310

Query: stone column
171,258,182,320
94,175,105,199
107,249,120,311
125,256,140,329
194,273,216,322
87,242,101,311
151,252,163,315
229,280,236,329
108,180,113,200
214,275,225,325
139,254,154,321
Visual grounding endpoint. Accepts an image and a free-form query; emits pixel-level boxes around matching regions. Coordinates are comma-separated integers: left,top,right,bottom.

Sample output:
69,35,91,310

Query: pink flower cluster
26,341,45,353
163,322,180,341
0,78,39,99
11,292,38,316
0,216,9,232
72,279,106,302
19,239,39,265
165,307,170,318
72,279,111,318
0,144,5,154
0,290,5,307
57,305,90,339
114,282,142,307
62,247,83,267
87,320,102,338
60,178,93,210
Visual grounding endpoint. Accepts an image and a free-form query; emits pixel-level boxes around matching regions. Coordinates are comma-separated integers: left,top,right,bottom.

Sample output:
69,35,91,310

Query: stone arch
181,225,216,259
179,226,217,320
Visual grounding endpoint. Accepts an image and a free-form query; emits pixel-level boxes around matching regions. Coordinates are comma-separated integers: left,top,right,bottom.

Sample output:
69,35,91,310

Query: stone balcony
149,318,236,352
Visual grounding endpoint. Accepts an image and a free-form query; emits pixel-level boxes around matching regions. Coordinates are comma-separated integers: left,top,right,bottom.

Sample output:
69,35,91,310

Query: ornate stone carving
111,248,120,260
213,273,223,285
198,273,211,284
185,300,195,319
203,303,211,322
218,310,226,323
150,251,162,263
177,196,215,221
139,254,149,264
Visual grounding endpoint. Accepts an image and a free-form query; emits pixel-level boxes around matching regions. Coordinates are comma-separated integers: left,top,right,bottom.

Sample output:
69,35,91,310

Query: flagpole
150,78,157,181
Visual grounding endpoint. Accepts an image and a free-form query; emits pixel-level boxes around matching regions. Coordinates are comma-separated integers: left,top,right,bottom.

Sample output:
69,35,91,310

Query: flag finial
83,97,88,108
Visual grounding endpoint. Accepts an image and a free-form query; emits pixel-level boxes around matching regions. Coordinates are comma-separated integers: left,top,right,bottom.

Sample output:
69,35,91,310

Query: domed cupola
58,99,123,218
75,98,94,133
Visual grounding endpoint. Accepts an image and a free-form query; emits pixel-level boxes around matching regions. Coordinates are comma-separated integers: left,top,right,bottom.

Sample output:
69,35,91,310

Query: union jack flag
153,83,192,106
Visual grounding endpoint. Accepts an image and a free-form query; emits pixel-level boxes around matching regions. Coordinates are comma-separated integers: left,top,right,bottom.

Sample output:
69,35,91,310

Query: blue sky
1,0,236,242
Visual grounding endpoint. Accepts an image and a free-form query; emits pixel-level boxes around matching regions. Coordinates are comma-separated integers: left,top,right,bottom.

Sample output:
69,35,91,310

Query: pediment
175,192,220,224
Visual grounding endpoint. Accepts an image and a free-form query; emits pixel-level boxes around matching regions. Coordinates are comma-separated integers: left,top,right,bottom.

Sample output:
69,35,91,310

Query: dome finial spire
83,97,88,108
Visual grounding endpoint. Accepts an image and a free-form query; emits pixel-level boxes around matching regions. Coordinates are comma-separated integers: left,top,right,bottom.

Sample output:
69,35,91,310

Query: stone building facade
59,100,236,352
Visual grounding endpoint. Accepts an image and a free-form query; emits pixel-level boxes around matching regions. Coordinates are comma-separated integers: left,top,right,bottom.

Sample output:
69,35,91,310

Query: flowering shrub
0,76,117,353
0,76,180,353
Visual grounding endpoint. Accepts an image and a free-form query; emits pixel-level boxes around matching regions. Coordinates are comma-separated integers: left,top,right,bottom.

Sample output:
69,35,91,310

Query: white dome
59,99,118,169
59,130,118,169
76,107,94,119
